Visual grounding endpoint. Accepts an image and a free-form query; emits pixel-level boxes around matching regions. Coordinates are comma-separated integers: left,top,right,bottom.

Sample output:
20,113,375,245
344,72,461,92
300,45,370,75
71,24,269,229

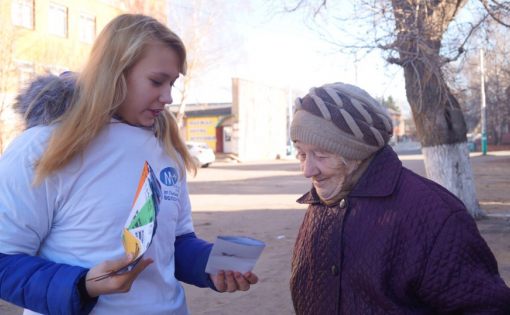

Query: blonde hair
35,14,196,183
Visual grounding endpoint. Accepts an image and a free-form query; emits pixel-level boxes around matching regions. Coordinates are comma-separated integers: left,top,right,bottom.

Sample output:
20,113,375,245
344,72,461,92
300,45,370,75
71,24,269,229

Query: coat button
339,199,347,209
331,265,339,276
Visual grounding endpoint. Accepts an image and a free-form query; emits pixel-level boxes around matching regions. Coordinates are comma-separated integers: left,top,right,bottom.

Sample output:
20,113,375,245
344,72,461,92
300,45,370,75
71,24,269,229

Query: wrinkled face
295,142,360,201
116,42,180,127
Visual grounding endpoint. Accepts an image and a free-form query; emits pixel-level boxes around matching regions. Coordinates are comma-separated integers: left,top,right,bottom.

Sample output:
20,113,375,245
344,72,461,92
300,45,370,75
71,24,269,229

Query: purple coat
290,145,510,314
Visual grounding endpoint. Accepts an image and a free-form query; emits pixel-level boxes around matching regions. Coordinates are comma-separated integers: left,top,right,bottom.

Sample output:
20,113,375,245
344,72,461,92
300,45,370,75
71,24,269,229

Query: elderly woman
289,82,510,314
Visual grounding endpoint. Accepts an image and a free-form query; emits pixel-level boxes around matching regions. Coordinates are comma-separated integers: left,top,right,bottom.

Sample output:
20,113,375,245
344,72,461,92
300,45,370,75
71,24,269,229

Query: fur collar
14,72,76,128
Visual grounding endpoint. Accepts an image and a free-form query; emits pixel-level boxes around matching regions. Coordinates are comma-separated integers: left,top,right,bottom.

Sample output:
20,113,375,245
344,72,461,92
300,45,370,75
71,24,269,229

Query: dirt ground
1,151,509,315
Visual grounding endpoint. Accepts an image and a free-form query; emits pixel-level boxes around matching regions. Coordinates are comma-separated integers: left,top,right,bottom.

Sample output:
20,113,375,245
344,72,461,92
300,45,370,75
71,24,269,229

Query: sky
167,0,410,115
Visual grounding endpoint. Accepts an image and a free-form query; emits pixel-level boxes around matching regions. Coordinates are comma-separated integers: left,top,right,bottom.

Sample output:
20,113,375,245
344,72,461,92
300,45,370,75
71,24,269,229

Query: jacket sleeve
0,253,98,315
0,129,98,314
0,128,55,256
417,210,510,314
173,166,216,289
175,172,195,236
174,232,216,290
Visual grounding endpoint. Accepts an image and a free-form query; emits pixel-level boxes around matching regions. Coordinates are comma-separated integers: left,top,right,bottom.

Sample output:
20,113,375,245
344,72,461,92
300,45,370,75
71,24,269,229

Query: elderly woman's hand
210,270,259,292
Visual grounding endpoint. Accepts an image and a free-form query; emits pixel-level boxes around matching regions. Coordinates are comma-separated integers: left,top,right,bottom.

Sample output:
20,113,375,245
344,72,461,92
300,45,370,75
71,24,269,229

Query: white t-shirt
0,121,194,315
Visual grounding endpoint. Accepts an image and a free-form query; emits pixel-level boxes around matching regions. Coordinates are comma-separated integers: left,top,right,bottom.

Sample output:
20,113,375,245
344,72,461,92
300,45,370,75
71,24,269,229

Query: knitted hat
290,82,393,160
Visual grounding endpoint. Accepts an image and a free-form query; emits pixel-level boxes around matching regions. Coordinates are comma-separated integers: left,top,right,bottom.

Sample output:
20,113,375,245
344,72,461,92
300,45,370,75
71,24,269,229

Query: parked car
186,141,215,168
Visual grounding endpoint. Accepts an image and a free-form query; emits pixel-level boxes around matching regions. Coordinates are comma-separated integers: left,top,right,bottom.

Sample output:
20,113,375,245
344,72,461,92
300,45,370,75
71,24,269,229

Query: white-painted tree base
422,142,485,218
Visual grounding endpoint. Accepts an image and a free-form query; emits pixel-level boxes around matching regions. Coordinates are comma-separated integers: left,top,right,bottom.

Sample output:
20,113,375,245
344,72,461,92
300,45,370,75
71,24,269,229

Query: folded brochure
89,161,161,281
205,236,265,274
122,161,161,269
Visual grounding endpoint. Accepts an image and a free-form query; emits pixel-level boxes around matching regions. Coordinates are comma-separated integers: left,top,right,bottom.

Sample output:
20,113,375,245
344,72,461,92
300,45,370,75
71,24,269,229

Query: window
48,2,68,37
79,14,96,43
11,0,34,29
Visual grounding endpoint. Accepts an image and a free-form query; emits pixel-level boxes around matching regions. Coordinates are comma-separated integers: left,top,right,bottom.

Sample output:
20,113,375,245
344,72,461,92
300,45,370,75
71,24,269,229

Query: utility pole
288,87,294,157
480,48,487,155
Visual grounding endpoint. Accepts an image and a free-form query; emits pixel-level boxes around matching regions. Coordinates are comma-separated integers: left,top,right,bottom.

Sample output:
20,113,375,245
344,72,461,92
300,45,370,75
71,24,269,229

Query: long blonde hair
35,14,196,183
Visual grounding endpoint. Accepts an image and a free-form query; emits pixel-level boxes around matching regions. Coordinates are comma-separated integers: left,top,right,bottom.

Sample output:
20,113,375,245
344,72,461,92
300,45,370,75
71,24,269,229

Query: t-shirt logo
159,167,178,186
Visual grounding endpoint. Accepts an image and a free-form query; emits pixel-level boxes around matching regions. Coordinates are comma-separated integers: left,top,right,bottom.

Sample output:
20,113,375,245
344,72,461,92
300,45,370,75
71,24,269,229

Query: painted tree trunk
401,61,484,218
389,0,483,217
422,143,484,218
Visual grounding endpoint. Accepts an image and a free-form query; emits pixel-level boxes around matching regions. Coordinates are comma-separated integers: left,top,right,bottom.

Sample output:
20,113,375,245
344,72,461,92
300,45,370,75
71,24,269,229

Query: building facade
175,103,232,152
0,0,128,152
171,78,293,161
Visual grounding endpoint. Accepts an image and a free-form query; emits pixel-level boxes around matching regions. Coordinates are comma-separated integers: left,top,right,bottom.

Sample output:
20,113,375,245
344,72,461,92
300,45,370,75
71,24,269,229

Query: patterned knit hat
290,82,393,160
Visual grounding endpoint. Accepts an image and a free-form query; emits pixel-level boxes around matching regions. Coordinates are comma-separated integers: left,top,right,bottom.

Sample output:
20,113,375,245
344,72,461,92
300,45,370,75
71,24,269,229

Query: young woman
0,14,257,315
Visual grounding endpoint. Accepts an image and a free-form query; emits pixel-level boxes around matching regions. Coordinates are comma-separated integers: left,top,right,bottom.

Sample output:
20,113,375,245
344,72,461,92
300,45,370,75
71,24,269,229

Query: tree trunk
389,0,483,218
400,48,485,218
422,143,483,218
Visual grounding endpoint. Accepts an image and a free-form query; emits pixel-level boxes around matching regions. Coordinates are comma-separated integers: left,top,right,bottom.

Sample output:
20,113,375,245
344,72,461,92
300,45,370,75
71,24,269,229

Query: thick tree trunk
389,0,482,217
403,67,466,146
402,60,484,218
422,143,484,218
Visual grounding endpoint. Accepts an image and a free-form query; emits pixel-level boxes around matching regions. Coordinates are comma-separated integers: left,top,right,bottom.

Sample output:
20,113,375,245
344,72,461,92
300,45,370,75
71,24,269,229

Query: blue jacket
0,74,215,314
0,232,213,314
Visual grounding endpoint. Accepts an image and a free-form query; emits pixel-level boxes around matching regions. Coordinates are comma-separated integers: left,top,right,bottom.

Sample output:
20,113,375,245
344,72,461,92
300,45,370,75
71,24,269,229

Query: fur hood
14,72,76,128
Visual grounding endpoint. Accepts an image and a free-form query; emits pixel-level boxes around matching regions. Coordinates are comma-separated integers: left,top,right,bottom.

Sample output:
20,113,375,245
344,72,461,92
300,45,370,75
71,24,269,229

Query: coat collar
297,145,402,204
350,145,402,197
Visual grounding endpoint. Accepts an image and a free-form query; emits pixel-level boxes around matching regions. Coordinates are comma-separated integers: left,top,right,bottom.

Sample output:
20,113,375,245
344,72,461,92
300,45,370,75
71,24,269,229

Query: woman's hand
85,254,153,297
210,270,259,292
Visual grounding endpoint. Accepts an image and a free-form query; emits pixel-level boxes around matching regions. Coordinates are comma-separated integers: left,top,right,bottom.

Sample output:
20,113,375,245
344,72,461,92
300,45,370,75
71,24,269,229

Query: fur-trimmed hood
14,72,76,128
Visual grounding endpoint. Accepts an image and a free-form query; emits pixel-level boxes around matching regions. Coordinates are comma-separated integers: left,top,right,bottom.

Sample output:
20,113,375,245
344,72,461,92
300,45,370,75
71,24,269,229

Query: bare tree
476,57,509,145
454,20,510,145
166,0,243,127
0,21,92,155
285,0,510,218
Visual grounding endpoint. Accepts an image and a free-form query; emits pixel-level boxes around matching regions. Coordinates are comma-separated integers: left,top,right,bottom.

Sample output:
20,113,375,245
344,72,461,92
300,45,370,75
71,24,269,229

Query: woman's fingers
85,255,153,297
224,271,238,292
108,257,153,292
212,270,226,291
212,270,259,292
234,272,250,291
243,271,259,284
130,257,154,278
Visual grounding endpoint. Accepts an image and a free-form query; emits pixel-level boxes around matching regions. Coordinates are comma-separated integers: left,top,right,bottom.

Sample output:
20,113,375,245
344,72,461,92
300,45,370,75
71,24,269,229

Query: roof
184,107,232,117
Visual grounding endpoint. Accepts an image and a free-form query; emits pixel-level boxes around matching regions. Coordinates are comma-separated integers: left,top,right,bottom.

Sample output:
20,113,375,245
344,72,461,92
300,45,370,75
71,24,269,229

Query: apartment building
0,0,127,151
2,0,125,90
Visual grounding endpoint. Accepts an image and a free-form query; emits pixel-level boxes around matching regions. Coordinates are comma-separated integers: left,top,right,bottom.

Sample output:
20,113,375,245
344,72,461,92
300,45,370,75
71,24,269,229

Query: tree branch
442,14,489,64
284,0,327,17
386,57,405,65
285,0,307,12
480,0,510,27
